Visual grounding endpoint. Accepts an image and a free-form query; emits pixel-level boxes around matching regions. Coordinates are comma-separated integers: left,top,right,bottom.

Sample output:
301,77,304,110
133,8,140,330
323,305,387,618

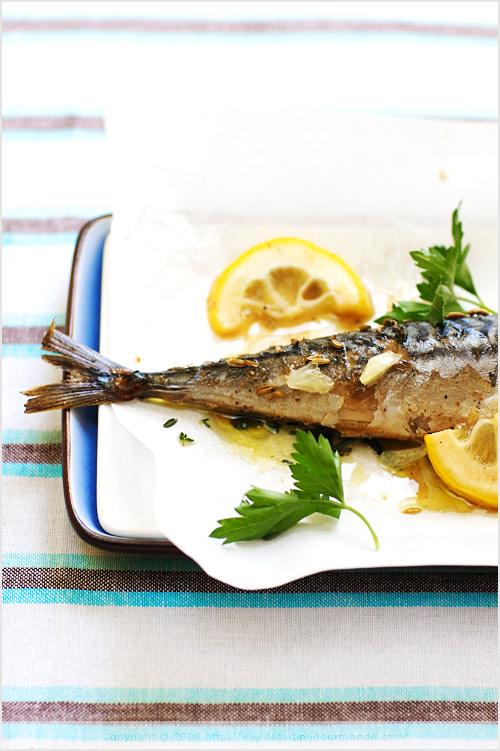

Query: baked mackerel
24,314,497,440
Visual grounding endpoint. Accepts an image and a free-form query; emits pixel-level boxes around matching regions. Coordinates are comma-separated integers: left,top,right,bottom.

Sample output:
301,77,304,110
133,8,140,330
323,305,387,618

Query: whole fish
24,314,497,440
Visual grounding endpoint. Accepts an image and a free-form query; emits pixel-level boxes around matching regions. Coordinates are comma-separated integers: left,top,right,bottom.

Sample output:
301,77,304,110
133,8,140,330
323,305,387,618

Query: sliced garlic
285,362,333,394
270,375,287,387
360,351,402,386
380,445,428,471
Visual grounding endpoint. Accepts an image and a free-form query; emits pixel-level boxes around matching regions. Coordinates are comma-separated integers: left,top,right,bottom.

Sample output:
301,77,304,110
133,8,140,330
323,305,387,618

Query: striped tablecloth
3,4,498,749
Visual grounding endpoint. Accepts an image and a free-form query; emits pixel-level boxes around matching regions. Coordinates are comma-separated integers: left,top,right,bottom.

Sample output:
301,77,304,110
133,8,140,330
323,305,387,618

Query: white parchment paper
98,111,498,588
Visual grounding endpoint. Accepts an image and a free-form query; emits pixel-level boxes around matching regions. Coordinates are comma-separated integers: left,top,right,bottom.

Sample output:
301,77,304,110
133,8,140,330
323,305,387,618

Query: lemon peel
207,237,373,337
424,415,498,509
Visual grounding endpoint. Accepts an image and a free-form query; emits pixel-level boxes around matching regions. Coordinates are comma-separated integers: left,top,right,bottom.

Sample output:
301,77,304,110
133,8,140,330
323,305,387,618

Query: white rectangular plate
97,112,498,588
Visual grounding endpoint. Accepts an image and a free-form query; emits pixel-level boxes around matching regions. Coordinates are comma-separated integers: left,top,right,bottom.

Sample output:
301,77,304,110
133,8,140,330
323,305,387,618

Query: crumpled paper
97,110,497,588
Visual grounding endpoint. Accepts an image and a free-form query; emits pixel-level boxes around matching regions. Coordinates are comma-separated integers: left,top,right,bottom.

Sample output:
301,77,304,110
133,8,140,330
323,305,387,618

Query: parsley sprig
375,205,495,326
209,430,378,549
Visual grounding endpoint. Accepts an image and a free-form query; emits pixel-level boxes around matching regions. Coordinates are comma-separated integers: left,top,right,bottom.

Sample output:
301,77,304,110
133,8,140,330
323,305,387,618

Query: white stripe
2,478,72,554
2,245,73,314
3,35,497,120
3,2,498,26
2,735,499,751
3,140,111,214
3,602,497,689
3,361,63,432
3,740,500,751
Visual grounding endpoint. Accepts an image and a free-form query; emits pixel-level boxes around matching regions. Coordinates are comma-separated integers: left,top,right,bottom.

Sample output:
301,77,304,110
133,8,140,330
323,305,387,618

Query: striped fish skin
139,314,497,440
24,314,497,441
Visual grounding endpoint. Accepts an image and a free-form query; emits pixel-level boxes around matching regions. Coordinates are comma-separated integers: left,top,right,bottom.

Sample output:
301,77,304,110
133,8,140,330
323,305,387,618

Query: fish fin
23,322,139,413
23,382,123,413
40,320,131,376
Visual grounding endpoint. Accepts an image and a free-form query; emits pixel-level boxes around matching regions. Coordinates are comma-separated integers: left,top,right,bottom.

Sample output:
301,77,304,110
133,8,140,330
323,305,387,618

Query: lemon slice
424,415,498,509
207,237,373,337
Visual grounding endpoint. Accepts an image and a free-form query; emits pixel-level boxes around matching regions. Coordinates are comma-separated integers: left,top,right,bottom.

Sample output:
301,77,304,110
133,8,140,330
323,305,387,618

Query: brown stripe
2,326,61,344
2,19,497,37
0,114,494,133
2,445,61,465
2,116,104,131
2,567,497,594
3,217,90,234
2,700,496,723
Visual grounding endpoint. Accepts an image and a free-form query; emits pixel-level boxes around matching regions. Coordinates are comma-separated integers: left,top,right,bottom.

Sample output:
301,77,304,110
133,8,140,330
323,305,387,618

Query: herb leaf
163,418,178,428
179,432,194,446
378,300,432,323
289,429,343,501
209,494,328,543
209,430,378,548
427,283,455,326
375,205,495,325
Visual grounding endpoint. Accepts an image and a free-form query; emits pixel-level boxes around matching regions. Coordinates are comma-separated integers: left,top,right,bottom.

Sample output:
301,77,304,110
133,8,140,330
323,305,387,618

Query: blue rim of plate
62,215,180,553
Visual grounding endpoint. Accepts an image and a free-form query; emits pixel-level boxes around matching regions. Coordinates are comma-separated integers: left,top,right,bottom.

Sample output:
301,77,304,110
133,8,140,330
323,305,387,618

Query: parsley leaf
376,205,495,326
209,492,330,543
289,429,343,501
209,430,378,549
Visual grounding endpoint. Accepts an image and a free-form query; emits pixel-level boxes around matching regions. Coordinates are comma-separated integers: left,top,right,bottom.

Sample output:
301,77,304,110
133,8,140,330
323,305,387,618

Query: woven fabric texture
2,3,497,749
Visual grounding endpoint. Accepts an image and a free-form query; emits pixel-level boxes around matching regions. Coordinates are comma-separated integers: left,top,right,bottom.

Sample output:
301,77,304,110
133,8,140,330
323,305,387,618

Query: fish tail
23,322,143,413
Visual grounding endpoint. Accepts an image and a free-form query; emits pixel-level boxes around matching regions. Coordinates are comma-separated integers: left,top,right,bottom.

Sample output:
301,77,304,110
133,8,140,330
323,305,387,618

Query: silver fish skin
24,314,497,440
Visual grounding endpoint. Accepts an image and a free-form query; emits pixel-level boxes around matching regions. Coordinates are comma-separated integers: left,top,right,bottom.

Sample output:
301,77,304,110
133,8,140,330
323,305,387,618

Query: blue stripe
1,430,62,444
3,29,497,44
2,722,497,742
2,464,62,478
2,685,496,704
3,344,42,358
2,589,495,608
2,130,106,143
1,553,199,571
2,313,65,326
2,232,77,247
